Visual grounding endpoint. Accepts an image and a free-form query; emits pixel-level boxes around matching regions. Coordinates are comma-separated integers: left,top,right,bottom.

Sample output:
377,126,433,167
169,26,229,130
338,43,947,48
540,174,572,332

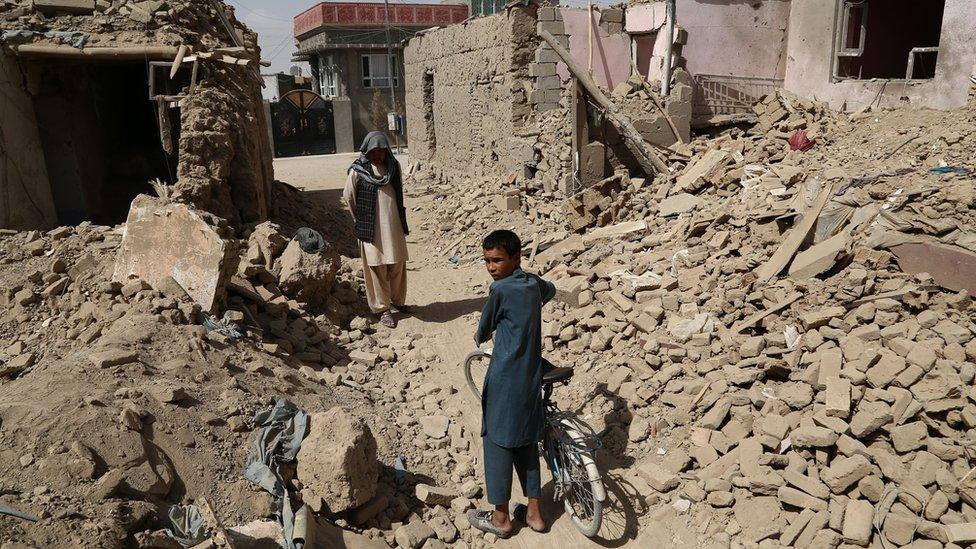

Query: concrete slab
113,195,238,313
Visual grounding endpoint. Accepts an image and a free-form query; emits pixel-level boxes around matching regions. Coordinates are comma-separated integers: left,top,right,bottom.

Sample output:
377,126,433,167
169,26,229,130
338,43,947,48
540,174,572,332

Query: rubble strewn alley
2,0,976,548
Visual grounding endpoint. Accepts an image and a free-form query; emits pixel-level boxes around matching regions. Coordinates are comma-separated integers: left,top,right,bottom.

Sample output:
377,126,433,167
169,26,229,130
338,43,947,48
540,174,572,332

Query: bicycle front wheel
558,430,605,537
463,350,490,401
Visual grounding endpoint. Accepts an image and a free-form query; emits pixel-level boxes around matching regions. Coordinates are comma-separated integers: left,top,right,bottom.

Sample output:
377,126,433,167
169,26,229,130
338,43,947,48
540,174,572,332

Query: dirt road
274,154,680,548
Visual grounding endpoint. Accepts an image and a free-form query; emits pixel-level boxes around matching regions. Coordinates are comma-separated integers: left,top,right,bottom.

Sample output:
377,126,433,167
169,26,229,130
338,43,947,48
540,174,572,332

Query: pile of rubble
522,92,976,547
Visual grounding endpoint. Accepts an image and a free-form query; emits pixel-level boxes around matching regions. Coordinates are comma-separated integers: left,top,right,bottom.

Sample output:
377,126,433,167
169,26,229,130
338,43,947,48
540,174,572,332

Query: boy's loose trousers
483,435,541,504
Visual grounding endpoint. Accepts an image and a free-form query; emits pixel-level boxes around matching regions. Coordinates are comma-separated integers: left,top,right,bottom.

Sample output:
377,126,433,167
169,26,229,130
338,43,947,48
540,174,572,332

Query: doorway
30,60,178,226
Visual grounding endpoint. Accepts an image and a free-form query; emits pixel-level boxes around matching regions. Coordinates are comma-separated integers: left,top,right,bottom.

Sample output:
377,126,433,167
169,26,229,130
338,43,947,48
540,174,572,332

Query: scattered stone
296,408,379,514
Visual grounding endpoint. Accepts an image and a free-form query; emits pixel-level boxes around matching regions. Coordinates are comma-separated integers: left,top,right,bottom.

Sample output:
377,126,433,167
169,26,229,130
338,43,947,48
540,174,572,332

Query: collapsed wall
0,0,274,231
404,3,693,197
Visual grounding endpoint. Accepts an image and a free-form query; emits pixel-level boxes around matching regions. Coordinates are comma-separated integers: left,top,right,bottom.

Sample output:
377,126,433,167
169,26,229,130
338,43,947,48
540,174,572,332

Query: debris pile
520,94,976,547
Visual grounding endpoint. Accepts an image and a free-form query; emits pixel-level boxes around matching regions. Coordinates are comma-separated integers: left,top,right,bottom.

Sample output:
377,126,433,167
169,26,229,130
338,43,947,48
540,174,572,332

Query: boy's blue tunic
475,268,555,448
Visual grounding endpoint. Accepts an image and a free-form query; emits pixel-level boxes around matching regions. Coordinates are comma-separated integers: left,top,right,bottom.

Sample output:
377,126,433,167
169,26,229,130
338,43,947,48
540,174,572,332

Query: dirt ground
275,153,671,548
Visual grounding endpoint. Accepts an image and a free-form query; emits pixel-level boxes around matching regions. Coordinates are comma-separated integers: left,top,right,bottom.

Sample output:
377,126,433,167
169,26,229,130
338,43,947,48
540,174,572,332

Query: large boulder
296,408,378,514
276,239,339,306
113,194,238,313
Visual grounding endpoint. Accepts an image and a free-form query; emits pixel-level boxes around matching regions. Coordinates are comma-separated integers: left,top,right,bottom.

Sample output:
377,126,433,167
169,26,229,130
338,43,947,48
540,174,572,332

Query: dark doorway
30,60,177,226
835,0,946,80
270,89,336,157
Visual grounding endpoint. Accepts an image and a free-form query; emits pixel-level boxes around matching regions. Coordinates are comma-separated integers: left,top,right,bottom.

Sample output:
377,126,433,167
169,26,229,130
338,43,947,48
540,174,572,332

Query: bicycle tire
560,429,605,538
463,349,489,401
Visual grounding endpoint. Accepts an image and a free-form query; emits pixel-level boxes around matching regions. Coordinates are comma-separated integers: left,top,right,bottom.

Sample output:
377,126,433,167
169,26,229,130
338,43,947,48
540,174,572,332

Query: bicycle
463,348,606,538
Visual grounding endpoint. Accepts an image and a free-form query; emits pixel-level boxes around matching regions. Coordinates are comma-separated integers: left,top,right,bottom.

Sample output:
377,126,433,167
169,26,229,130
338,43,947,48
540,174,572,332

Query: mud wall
404,6,537,180
174,59,275,229
0,52,57,230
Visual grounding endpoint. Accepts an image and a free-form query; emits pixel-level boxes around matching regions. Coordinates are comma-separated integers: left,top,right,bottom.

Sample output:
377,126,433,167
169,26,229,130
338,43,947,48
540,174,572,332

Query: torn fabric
244,398,309,549
165,505,210,547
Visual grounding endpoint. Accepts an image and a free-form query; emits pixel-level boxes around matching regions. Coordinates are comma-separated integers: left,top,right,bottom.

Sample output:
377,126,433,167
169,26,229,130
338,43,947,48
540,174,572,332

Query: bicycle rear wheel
463,349,490,401
556,428,605,537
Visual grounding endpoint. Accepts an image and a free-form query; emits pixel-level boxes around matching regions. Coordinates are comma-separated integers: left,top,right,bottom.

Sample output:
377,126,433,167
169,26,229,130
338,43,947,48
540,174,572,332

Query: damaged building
627,0,976,119
405,0,976,196
405,3,690,196
0,0,274,231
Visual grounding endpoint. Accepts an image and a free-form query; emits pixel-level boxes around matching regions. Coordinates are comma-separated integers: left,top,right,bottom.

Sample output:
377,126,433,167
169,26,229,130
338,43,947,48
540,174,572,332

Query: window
470,0,506,17
322,56,339,97
361,54,398,89
833,0,945,81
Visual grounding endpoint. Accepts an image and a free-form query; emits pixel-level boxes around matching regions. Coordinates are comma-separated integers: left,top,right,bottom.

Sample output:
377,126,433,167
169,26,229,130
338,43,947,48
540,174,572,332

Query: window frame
318,54,340,98
361,53,399,89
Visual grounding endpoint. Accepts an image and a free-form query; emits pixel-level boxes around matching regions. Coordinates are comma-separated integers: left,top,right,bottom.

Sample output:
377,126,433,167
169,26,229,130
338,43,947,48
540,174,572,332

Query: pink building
626,0,976,117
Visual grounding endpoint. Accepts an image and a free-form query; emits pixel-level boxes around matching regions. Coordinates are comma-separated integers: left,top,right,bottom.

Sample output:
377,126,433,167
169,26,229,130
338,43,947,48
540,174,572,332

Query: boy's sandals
513,503,547,533
379,311,396,328
466,510,512,539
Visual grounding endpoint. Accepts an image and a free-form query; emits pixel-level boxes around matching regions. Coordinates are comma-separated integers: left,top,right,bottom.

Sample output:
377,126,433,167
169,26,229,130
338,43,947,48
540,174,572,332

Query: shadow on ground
411,297,485,324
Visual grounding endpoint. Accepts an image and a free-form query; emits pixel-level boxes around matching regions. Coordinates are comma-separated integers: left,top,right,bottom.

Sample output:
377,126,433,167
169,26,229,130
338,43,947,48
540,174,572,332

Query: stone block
777,486,827,511
536,75,561,90
676,150,730,193
825,376,851,418
113,195,236,313
529,63,557,77
821,454,873,494
637,460,679,492
32,0,94,13
535,47,560,64
658,192,701,217
842,499,874,545
536,21,565,35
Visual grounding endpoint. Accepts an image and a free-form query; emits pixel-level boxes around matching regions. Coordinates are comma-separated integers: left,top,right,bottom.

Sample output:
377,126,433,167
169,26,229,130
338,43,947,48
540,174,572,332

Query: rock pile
518,94,976,548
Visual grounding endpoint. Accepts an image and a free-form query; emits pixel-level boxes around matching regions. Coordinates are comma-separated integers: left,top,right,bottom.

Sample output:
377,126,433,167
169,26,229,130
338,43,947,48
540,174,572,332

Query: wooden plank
539,30,669,177
756,183,834,282
11,44,179,60
732,292,802,333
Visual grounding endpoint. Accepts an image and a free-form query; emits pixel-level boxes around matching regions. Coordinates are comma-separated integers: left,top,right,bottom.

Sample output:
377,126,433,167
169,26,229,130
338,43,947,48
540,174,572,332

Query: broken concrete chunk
658,193,701,217
637,460,680,492
113,195,237,313
296,408,378,514
89,349,140,369
842,499,874,546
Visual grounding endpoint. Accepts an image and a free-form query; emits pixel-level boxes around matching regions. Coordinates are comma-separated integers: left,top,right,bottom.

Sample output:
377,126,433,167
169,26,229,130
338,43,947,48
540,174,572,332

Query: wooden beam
539,30,669,177
10,44,180,60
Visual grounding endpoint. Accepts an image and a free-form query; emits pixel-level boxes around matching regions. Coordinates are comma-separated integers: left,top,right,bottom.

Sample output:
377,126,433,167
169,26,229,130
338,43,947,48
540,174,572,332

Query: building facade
293,1,468,151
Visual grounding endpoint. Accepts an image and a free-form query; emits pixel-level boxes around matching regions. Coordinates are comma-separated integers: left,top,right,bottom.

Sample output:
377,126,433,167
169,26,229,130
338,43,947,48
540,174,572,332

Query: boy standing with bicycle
467,230,555,538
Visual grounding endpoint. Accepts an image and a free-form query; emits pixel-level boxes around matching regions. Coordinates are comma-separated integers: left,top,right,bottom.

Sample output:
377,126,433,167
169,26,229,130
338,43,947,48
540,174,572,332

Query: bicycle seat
543,367,574,384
